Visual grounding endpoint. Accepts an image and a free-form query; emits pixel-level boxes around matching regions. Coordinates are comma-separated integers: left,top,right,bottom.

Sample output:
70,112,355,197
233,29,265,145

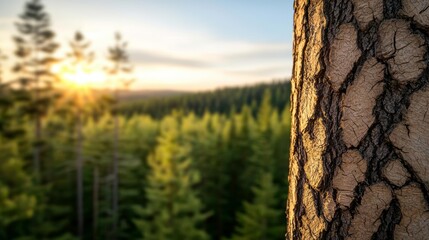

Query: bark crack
287,0,429,239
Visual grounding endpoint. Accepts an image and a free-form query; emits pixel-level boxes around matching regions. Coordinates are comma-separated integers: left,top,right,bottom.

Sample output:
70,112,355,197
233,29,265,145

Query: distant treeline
118,80,291,118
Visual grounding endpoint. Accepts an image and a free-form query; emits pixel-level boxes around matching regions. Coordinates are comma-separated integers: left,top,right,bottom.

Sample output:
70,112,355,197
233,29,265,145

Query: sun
52,62,107,108
52,62,106,89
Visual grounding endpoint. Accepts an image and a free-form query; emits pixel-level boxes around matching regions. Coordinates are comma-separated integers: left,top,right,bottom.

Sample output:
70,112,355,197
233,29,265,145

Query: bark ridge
286,0,429,239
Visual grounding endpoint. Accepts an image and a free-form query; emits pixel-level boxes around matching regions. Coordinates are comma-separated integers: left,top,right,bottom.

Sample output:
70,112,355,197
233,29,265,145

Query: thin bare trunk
112,89,119,239
93,166,99,240
33,68,41,182
104,178,112,240
33,116,41,180
76,111,84,238
287,0,429,239
33,26,41,182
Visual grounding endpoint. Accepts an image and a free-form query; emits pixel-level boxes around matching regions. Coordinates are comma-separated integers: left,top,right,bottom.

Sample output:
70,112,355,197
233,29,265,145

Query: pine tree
116,115,159,239
105,32,134,238
65,31,94,239
188,112,231,240
0,57,36,237
272,105,290,187
220,106,257,238
0,141,37,238
83,113,115,239
134,116,209,240
252,90,275,175
13,0,59,180
257,89,273,134
230,173,283,240
0,50,16,138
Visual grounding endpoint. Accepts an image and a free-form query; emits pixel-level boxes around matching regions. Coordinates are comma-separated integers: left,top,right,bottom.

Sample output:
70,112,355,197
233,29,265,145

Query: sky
0,0,293,91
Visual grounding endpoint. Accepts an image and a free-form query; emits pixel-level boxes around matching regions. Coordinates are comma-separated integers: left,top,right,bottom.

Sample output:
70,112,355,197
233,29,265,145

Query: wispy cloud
221,43,292,62
129,40,292,90
131,42,292,69
131,50,209,68
226,65,291,77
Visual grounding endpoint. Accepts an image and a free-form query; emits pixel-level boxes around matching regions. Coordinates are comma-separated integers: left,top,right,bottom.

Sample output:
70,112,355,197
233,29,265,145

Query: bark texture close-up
286,0,429,239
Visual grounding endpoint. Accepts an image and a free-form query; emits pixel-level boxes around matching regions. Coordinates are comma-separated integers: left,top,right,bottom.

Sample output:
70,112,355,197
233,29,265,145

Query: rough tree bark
286,0,429,239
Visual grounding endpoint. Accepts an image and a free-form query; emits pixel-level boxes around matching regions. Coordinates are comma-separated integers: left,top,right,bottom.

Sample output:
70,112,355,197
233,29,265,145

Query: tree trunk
33,70,41,182
286,0,429,239
112,92,119,239
34,116,41,181
93,166,99,240
76,110,84,238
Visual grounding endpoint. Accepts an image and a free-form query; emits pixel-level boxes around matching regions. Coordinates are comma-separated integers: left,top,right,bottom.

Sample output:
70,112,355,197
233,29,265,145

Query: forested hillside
117,89,189,102
118,80,291,118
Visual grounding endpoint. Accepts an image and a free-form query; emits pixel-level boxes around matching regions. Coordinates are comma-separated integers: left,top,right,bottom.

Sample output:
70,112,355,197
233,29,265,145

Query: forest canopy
0,0,291,239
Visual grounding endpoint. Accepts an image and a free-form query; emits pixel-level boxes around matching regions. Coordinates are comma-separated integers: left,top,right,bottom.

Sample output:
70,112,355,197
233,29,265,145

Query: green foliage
230,173,284,240
1,81,291,239
0,50,36,238
0,141,36,229
257,89,273,134
118,80,291,119
134,116,210,240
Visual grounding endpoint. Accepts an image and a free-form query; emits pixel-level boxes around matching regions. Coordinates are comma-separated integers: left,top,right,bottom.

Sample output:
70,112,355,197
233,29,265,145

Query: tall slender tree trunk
34,116,41,180
76,111,84,238
286,0,429,239
33,71,41,182
105,177,113,240
33,34,42,183
93,166,99,240
112,89,119,239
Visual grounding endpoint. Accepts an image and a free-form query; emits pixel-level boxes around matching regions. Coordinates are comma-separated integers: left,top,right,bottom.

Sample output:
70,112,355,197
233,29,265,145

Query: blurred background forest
0,0,292,239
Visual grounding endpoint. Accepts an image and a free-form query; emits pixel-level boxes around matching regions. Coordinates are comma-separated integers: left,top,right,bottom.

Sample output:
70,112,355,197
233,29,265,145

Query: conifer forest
0,1,291,239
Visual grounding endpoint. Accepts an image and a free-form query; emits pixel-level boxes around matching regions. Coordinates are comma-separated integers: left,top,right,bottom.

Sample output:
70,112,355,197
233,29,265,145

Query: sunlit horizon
52,62,106,89
0,0,293,91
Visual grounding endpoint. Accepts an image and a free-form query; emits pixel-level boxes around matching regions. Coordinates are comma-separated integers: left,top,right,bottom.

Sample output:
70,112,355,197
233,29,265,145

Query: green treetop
230,173,284,240
13,0,59,179
134,116,209,240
